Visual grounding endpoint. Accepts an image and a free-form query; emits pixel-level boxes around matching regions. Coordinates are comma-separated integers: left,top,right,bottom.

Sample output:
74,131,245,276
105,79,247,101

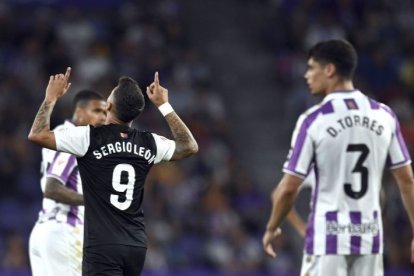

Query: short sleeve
151,133,176,164
55,125,90,157
387,118,411,169
283,112,317,179
46,152,77,185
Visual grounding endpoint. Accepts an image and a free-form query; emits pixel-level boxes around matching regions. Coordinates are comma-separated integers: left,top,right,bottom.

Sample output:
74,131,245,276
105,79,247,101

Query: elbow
188,140,199,155
28,131,46,145
182,140,199,157
173,140,199,160
27,132,38,143
44,182,60,201
43,189,57,200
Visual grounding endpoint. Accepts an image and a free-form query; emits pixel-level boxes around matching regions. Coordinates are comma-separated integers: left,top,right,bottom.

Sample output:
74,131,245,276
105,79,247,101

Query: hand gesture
146,72,168,107
45,67,72,102
262,228,282,258
411,238,414,263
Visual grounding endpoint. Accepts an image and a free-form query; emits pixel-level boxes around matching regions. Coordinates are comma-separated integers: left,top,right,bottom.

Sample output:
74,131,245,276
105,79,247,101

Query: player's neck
325,79,354,95
71,116,81,126
105,113,132,127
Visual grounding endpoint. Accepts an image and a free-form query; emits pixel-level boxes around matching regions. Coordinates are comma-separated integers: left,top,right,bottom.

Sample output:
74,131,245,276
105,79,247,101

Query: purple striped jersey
283,90,411,255
39,120,84,226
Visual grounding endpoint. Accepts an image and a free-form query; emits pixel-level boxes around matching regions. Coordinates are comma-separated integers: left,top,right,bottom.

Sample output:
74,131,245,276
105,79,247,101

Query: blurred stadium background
1,0,414,275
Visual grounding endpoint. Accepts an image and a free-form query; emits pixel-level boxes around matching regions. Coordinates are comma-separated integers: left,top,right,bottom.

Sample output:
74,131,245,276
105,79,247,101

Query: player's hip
300,253,383,276
30,220,83,248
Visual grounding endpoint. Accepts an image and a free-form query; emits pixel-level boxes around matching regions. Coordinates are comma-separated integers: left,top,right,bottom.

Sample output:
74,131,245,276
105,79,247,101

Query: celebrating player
28,68,198,275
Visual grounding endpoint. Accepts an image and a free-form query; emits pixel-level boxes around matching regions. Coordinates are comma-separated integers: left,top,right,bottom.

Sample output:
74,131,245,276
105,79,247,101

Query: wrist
158,102,174,116
44,97,57,104
266,226,277,232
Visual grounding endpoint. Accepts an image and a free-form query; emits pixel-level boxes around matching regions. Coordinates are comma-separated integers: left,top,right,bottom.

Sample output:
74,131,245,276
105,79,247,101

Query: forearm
45,180,84,205
28,99,57,149
400,183,414,232
392,165,414,233
164,112,198,160
266,187,298,232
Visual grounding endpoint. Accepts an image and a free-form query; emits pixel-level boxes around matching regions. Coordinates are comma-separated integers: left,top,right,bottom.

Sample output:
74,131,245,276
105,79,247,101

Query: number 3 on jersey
110,164,135,210
344,144,370,199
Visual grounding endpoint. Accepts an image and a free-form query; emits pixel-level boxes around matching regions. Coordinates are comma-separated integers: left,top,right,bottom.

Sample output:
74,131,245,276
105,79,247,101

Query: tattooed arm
164,111,198,160
28,67,72,150
146,72,198,160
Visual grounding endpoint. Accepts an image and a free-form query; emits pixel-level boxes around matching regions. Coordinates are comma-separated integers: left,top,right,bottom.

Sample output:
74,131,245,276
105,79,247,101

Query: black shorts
82,244,147,276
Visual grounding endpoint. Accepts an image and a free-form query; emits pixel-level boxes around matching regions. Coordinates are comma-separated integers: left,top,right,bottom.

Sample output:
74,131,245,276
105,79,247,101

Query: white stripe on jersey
283,90,411,255
49,152,76,179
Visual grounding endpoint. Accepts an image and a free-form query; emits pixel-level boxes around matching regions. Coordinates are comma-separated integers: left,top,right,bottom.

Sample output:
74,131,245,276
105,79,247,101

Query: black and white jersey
54,124,175,248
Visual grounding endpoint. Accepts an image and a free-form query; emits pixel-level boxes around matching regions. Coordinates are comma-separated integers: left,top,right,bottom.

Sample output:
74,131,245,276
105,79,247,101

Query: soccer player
262,39,414,276
28,68,198,275
29,90,106,276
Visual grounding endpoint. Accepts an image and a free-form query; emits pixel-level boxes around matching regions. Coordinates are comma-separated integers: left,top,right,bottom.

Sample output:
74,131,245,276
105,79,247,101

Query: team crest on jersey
344,99,358,110
120,132,129,139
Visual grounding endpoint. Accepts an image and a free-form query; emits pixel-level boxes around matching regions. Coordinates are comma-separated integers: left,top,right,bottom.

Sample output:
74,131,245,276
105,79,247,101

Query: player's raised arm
146,72,198,160
28,67,72,150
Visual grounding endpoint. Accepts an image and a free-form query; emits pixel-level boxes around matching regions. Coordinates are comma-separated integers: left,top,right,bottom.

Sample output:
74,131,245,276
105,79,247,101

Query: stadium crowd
0,0,414,275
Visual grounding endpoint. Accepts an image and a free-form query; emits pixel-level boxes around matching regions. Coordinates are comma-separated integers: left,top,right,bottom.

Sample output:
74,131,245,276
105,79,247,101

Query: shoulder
297,100,333,127
52,123,67,132
89,124,109,137
366,96,397,118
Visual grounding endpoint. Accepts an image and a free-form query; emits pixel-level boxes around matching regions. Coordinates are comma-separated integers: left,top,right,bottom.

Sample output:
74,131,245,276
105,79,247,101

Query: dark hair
113,76,145,123
73,89,105,108
308,39,357,80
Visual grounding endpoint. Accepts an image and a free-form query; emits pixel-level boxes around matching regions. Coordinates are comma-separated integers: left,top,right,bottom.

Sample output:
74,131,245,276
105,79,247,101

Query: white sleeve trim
152,133,176,164
389,160,412,170
45,175,66,185
55,125,91,157
282,168,307,179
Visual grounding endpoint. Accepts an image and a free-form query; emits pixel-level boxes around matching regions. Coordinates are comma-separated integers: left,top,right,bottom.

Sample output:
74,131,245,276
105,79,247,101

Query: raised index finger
154,71,159,87
64,67,72,81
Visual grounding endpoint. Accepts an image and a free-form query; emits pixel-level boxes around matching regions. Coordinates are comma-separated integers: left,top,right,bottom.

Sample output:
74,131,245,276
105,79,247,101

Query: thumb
274,228,282,237
146,86,152,97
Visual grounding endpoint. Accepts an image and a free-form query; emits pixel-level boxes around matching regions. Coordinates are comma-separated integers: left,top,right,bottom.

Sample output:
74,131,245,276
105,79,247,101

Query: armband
158,102,174,117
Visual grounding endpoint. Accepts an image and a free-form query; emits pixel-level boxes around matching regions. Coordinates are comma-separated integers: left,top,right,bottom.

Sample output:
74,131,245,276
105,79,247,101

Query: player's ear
324,63,336,78
107,102,113,112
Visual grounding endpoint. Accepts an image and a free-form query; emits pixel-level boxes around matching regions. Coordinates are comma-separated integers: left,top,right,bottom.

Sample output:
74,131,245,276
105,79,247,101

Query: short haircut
308,39,358,80
113,76,145,123
73,89,105,108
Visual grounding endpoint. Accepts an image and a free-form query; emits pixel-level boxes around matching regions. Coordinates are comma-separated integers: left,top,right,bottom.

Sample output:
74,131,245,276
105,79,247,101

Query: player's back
76,124,157,248
286,90,410,255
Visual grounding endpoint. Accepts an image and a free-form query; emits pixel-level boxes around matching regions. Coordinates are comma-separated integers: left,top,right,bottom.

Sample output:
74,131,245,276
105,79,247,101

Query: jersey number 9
110,164,136,210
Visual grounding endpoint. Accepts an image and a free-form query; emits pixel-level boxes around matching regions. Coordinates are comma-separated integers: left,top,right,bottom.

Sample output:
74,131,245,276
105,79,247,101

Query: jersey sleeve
54,125,91,157
387,117,412,169
283,113,315,178
151,133,176,164
46,152,77,185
